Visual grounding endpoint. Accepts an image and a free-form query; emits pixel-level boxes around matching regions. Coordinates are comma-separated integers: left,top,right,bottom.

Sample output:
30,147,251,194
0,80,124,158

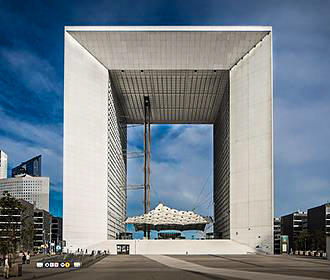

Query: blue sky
0,0,330,229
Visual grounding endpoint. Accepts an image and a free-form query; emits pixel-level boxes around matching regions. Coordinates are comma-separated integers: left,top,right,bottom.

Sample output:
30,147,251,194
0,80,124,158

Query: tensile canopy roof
125,203,212,231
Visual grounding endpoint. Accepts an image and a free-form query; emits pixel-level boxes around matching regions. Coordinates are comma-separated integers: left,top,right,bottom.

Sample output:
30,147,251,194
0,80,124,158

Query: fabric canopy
125,203,212,231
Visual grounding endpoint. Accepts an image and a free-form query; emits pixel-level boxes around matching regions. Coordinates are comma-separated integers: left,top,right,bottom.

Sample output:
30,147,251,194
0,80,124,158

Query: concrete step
84,239,256,255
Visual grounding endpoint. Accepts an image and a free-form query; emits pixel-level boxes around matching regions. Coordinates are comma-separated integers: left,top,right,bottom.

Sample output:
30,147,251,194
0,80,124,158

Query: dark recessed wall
213,74,230,239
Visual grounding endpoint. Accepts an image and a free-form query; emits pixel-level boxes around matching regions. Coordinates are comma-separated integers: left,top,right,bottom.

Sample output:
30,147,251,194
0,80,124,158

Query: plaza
36,254,330,280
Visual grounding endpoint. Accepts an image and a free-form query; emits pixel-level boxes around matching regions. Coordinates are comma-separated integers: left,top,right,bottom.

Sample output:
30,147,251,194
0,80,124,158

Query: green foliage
293,230,310,251
0,191,34,257
21,220,34,251
310,230,326,251
293,229,326,251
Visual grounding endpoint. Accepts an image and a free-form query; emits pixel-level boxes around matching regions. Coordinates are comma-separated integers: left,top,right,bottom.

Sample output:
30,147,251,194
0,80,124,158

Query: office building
307,203,330,251
64,26,273,253
0,199,35,250
274,217,281,254
0,150,8,179
0,193,59,253
281,211,307,252
33,208,52,253
12,155,41,177
51,216,63,251
0,174,49,211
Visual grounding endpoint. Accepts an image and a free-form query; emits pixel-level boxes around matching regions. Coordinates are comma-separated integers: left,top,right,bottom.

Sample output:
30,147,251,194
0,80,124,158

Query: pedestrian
3,255,9,279
22,252,26,264
26,251,31,264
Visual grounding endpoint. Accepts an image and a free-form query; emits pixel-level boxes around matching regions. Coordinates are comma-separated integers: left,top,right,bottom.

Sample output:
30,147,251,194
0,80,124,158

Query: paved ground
20,254,330,280
10,255,79,280
150,255,330,280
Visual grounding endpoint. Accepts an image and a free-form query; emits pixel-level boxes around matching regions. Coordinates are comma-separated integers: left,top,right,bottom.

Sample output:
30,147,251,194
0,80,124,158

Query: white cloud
0,109,62,189
127,125,213,218
0,48,61,97
0,109,62,154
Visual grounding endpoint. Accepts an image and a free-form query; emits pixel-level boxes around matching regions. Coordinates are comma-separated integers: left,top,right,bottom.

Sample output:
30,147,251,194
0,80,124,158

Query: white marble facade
63,26,273,253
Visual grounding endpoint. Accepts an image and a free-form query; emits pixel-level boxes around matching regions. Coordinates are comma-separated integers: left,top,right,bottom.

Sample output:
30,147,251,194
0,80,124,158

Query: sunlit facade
64,26,273,253
0,174,49,211
0,150,7,179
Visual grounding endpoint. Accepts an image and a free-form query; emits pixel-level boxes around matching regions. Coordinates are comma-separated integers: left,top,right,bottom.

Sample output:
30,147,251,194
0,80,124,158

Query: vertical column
107,76,127,240
63,31,108,250
213,76,230,239
143,96,151,239
229,33,273,254
144,98,147,239
147,108,151,239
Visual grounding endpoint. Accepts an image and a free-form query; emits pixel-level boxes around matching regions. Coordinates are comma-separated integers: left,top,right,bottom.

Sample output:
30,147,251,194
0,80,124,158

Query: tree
0,191,34,260
310,230,326,251
294,230,310,251
20,209,35,251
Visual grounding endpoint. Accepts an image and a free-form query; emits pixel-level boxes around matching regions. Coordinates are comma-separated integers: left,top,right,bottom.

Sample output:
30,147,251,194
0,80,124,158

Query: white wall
85,240,255,255
63,32,109,250
230,34,273,254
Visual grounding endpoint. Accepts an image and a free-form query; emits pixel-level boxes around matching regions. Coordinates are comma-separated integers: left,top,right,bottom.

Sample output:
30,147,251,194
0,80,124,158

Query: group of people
2,251,31,278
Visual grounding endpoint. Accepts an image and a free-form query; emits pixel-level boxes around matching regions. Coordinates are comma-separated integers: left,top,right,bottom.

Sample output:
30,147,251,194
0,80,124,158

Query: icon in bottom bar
36,262,43,268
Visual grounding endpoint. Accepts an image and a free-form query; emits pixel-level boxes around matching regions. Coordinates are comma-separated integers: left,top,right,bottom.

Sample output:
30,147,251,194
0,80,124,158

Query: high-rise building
0,193,56,253
51,216,63,252
307,203,330,251
0,174,49,211
12,155,42,177
0,150,8,179
64,26,273,253
0,199,35,250
281,211,307,252
33,208,52,253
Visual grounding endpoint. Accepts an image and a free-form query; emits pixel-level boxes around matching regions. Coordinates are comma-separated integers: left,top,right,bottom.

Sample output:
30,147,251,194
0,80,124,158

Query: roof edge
65,25,272,32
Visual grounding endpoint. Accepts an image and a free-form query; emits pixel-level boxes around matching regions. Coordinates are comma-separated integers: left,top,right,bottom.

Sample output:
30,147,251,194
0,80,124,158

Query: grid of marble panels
69,31,268,70
213,86,230,239
109,70,229,124
107,79,127,239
